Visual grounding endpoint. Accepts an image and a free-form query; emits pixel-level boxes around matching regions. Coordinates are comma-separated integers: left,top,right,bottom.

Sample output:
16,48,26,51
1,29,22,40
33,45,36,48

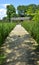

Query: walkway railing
11,17,30,21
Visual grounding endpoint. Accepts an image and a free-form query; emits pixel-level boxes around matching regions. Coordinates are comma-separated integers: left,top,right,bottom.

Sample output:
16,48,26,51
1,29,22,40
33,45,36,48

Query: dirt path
2,24,39,65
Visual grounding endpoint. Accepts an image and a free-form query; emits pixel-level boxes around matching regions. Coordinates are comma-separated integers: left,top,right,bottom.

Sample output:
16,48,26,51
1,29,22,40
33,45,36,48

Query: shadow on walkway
1,34,38,65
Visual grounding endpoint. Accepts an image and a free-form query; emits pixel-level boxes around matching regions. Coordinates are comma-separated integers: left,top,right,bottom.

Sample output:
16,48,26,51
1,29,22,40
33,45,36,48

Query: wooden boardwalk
2,24,39,65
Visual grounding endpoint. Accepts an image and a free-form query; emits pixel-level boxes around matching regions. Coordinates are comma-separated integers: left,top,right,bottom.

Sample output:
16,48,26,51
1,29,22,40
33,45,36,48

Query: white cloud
0,9,7,19
0,4,10,20
0,4,10,8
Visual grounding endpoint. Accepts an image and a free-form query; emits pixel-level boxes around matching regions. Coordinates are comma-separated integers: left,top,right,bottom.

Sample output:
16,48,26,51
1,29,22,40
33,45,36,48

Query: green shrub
22,21,39,44
0,22,16,46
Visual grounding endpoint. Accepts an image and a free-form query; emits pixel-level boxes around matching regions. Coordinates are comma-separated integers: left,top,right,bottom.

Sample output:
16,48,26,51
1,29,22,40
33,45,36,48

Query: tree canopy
4,4,39,21
26,4,37,15
17,5,27,17
6,5,16,21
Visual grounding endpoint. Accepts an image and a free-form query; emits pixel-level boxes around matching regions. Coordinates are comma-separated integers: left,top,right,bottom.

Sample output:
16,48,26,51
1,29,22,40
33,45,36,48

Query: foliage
5,4,39,21
26,4,37,15
0,53,5,65
17,5,26,16
0,22,16,46
22,21,39,44
6,5,16,21
33,10,39,21
17,4,38,17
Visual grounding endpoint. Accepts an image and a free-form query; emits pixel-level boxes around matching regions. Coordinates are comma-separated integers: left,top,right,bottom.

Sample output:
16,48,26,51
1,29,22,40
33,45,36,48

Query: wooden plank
11,17,30,21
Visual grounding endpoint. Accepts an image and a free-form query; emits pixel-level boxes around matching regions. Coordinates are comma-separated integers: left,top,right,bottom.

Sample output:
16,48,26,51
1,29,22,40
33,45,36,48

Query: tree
3,17,7,22
6,5,16,22
33,10,39,21
37,5,39,10
17,5,26,17
26,4,37,15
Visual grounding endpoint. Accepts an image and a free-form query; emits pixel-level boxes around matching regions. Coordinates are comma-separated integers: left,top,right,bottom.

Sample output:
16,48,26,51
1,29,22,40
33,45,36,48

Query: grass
22,20,39,52
0,22,16,46
0,47,6,65
0,22,16,64
0,53,6,65
22,20,39,44
0,21,39,64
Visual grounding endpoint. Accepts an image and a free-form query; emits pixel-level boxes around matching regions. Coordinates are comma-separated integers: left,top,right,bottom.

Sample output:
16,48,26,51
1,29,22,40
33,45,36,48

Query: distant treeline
1,4,39,22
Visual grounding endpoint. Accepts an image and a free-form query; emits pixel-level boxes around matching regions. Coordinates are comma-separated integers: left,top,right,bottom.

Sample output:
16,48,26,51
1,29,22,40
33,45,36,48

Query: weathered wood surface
2,24,39,65
11,17,30,21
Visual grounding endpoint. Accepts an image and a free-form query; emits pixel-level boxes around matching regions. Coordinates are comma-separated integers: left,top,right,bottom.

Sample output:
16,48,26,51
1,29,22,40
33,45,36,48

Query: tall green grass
0,22,16,46
22,21,39,44
0,22,16,64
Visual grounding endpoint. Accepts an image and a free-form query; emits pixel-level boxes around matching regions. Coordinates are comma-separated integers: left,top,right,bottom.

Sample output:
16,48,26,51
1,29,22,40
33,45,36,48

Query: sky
0,0,39,19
